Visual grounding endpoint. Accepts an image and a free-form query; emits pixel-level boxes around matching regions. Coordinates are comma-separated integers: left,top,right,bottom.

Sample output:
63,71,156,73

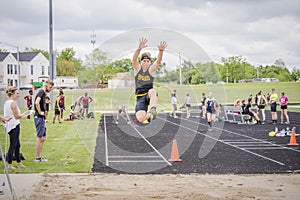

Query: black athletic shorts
270,102,277,112
135,94,150,112
281,105,287,110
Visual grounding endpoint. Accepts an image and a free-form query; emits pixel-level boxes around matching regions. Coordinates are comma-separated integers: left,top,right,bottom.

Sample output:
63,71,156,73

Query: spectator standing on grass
170,90,178,118
244,97,261,124
78,92,93,118
279,91,290,124
256,91,268,124
34,80,54,162
53,90,64,124
0,115,11,123
24,89,33,119
4,86,30,168
45,95,50,122
269,88,278,124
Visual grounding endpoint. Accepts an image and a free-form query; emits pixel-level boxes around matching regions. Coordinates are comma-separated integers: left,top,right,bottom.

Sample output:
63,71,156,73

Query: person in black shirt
33,80,54,162
244,97,261,124
132,38,167,123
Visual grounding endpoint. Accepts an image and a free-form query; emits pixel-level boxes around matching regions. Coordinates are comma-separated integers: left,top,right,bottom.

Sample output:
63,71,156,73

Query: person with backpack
256,91,268,124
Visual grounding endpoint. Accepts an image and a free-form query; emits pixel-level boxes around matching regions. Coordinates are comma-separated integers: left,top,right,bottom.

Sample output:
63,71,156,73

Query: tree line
2,47,299,85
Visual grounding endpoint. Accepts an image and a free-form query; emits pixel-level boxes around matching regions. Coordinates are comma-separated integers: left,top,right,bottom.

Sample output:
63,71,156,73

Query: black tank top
135,68,154,95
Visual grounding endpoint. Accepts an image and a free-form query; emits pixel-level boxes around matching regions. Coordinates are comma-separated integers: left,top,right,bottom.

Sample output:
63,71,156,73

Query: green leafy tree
56,48,82,76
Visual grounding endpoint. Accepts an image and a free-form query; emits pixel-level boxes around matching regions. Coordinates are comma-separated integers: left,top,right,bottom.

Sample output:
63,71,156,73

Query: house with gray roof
0,52,49,89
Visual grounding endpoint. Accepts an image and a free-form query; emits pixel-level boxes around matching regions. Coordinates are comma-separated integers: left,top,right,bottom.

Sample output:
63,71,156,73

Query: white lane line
158,115,286,166
103,114,109,166
109,160,166,163
129,122,172,166
183,115,300,153
244,147,286,150
109,156,161,158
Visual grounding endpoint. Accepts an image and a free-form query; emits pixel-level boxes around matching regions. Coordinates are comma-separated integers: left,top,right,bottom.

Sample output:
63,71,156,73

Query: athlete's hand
158,41,167,51
138,38,148,49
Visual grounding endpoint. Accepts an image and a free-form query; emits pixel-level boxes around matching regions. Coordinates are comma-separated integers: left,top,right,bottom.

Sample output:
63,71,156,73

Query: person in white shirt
170,90,178,118
4,86,30,169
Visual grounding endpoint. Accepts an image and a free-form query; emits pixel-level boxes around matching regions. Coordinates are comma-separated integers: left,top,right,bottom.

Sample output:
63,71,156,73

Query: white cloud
0,0,299,69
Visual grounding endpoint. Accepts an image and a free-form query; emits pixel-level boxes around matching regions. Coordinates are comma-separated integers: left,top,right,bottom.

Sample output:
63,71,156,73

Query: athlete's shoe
142,120,149,124
150,107,157,120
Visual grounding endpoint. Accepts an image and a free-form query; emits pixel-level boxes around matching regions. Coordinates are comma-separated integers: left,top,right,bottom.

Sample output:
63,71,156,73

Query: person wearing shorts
170,90,178,118
184,93,191,118
256,91,268,124
244,97,261,124
279,91,290,124
115,105,131,124
33,80,54,162
269,88,278,124
132,38,167,123
205,93,216,128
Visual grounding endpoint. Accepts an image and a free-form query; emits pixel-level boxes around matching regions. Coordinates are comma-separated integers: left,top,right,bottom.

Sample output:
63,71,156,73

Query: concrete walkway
0,174,43,200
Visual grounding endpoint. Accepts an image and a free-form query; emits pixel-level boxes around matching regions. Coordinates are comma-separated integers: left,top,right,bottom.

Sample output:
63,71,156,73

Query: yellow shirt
270,93,278,103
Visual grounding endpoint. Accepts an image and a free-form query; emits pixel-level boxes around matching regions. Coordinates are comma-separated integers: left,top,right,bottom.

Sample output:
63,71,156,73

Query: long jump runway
92,112,300,174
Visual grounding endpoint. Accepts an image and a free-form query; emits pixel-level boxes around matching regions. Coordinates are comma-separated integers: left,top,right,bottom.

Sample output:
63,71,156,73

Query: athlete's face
141,59,151,68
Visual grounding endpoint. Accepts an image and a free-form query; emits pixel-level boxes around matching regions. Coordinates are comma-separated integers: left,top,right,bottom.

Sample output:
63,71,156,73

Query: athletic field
92,110,300,174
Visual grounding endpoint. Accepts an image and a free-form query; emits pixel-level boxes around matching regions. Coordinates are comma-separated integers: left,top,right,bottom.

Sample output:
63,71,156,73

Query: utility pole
49,0,55,107
179,52,182,85
91,29,96,49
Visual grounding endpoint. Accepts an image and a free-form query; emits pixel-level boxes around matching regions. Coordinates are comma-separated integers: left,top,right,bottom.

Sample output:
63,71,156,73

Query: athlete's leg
136,110,148,122
148,89,158,108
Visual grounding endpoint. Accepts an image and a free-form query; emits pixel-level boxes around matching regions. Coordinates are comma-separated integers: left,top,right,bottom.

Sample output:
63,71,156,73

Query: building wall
0,52,49,89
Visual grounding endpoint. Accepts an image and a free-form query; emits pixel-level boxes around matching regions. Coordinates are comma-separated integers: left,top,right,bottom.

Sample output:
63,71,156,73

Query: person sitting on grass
244,97,261,124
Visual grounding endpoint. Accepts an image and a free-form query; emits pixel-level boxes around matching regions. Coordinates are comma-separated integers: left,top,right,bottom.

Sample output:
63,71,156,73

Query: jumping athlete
132,38,167,123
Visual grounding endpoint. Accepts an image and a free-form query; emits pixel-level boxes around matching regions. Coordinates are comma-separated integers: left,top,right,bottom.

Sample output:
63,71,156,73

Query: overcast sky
0,0,299,70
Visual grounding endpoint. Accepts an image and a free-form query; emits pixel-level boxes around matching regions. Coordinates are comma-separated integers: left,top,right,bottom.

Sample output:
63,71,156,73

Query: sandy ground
1,173,300,200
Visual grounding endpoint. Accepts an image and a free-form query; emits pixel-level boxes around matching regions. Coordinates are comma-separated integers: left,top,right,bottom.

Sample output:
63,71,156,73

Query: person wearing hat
132,38,167,123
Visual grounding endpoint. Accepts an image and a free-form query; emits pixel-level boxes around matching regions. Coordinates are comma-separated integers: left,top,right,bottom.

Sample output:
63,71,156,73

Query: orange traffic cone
287,127,299,146
169,139,182,162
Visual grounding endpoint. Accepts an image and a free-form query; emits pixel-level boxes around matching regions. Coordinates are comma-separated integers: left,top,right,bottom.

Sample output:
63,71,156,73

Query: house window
7,64,13,74
41,65,45,75
31,65,34,75
31,79,33,84
15,80,18,87
14,64,18,74
8,79,13,86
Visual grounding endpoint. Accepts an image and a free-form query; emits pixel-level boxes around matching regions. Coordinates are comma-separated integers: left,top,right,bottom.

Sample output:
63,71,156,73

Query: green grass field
0,82,299,174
